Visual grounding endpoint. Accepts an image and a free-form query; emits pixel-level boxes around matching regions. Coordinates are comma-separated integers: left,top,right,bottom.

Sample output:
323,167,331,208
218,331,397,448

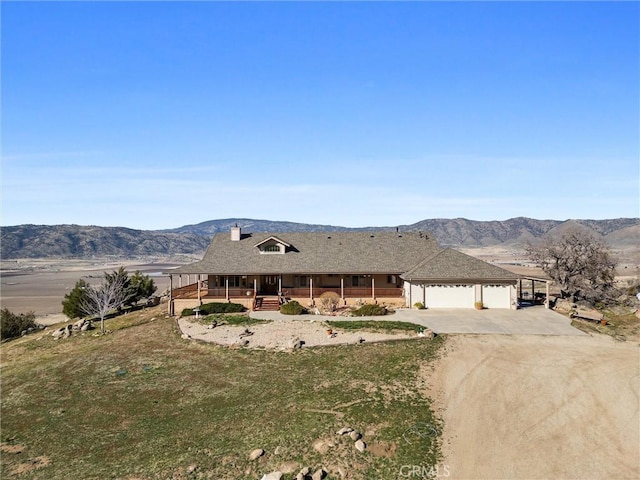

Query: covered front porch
168,272,405,313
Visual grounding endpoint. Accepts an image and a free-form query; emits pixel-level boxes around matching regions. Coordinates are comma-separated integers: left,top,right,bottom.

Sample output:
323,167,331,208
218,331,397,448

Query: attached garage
403,248,519,309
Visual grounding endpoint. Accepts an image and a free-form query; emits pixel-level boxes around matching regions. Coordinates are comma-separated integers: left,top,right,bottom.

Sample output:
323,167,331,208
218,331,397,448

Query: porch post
278,275,282,294
408,278,412,307
254,278,257,296
531,280,535,303
422,283,426,305
545,281,550,309
371,276,375,300
340,277,344,301
179,275,182,288
197,274,202,304
310,277,313,303
169,275,173,315
225,277,229,301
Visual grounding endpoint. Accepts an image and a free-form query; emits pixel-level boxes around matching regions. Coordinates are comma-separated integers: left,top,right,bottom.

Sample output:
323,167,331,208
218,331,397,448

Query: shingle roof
172,231,441,275
401,248,519,282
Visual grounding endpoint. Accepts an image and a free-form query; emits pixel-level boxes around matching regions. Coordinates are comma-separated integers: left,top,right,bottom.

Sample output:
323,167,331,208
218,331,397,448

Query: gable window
263,244,281,253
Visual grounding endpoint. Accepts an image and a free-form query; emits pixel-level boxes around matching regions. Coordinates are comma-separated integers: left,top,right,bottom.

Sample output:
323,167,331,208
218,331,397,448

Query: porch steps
254,296,281,311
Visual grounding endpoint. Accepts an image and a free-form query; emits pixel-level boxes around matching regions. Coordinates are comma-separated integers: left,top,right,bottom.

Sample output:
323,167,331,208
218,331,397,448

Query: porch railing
172,284,404,300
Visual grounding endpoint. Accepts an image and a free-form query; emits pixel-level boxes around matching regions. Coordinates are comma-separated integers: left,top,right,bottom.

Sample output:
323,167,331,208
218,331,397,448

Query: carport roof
400,248,519,282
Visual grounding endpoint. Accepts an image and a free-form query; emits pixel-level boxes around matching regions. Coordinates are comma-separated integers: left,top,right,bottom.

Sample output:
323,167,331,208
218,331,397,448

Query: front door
261,275,279,295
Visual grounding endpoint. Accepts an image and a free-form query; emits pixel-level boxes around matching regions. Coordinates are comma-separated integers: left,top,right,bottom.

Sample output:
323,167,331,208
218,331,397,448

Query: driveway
251,306,586,336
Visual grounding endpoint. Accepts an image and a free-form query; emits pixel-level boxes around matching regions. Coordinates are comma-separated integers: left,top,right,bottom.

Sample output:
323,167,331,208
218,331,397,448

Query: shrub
181,302,245,317
62,279,90,319
200,302,245,314
319,291,341,314
1,308,38,340
351,304,387,316
414,302,425,310
280,301,306,315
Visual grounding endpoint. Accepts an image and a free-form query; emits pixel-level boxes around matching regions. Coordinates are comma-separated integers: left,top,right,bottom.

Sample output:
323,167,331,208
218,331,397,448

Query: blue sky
2,1,638,229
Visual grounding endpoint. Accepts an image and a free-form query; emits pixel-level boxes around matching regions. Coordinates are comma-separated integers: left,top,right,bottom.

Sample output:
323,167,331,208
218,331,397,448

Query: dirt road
425,334,640,480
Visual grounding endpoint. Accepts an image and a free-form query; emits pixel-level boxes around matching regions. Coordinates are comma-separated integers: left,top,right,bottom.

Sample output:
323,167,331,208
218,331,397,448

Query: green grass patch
199,313,271,327
1,305,445,479
327,320,424,333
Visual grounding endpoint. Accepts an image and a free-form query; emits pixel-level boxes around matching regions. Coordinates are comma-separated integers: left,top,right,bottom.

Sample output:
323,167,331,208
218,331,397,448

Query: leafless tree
81,274,130,334
525,230,618,303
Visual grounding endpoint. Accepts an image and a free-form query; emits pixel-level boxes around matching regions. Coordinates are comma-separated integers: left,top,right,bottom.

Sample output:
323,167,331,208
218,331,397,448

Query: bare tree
525,230,618,303
81,274,130,334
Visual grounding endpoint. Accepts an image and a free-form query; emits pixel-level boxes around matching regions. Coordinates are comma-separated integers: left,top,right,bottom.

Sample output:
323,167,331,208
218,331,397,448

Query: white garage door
482,284,511,309
426,284,475,308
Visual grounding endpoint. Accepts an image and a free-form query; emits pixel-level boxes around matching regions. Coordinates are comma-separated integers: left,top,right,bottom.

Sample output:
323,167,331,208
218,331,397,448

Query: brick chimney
230,224,241,241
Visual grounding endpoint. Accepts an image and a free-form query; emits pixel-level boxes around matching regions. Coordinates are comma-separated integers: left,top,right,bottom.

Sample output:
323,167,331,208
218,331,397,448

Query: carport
517,275,553,308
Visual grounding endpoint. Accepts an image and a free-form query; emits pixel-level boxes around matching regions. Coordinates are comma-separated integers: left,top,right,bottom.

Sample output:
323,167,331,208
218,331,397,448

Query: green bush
280,301,306,315
181,302,245,317
351,303,387,316
1,308,38,340
200,302,245,314
413,302,425,310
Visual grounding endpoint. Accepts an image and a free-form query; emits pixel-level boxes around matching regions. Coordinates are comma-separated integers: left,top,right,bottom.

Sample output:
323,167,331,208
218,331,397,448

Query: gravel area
177,316,419,350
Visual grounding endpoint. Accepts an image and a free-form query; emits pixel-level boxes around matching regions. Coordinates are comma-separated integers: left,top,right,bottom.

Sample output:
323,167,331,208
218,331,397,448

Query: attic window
263,244,281,253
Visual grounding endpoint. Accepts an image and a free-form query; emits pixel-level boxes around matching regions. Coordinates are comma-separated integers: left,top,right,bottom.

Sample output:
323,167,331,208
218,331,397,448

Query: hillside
0,224,210,259
1,218,638,260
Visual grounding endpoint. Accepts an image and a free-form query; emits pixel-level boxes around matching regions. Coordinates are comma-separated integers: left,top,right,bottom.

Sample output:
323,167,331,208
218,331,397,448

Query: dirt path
424,334,640,479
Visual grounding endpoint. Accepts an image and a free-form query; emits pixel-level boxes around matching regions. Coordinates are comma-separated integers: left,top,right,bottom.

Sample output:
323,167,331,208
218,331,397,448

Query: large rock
349,430,362,441
311,468,327,480
249,448,265,460
260,472,283,480
355,439,366,452
288,337,305,349
336,427,352,435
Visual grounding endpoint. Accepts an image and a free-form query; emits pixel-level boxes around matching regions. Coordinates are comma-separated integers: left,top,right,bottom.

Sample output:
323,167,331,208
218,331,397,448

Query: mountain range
1,217,638,260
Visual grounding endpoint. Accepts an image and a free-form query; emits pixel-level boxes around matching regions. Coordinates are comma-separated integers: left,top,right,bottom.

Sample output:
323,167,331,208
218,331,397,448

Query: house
168,226,521,314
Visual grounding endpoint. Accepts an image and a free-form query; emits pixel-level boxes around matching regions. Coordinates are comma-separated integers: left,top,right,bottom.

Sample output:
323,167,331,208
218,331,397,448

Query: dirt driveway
425,334,640,479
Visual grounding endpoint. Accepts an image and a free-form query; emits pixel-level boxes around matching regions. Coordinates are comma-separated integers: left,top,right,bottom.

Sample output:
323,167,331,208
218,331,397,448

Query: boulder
260,472,283,480
355,439,366,452
336,427,352,435
349,430,361,441
311,468,327,480
288,337,305,349
249,448,265,460
51,328,66,339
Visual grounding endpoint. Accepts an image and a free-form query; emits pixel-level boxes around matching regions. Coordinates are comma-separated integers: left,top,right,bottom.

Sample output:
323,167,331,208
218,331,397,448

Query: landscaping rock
186,464,197,474
249,448,265,460
299,467,311,476
260,472,283,480
51,328,65,340
288,337,305,349
355,439,366,452
336,427,352,435
349,430,361,441
311,467,327,480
